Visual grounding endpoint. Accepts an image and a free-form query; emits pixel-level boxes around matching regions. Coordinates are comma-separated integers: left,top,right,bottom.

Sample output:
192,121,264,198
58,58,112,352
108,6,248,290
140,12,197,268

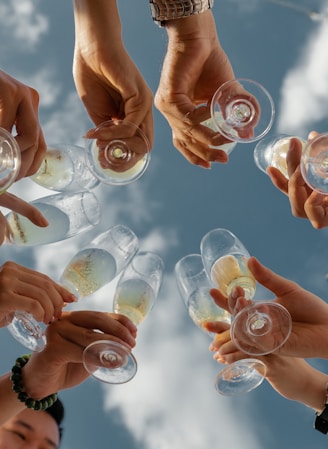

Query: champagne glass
210,78,275,144
0,127,21,194
188,103,237,155
5,190,101,246
175,253,266,396
31,144,100,192
254,133,328,194
200,228,292,356
254,134,307,178
84,119,151,186
82,251,164,384
300,132,328,194
7,224,139,352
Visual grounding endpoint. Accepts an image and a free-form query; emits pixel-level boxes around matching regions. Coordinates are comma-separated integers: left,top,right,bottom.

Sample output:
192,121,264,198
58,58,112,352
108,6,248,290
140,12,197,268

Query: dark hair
45,397,65,441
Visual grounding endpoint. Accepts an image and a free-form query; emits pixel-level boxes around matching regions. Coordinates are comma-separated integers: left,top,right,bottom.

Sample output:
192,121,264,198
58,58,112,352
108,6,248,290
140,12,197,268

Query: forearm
73,0,124,56
266,357,328,412
0,373,25,425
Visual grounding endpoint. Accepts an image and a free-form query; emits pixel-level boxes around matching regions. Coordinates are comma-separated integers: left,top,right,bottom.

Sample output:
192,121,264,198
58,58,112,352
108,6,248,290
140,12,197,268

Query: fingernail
39,215,49,227
83,128,97,138
65,293,77,302
231,287,239,300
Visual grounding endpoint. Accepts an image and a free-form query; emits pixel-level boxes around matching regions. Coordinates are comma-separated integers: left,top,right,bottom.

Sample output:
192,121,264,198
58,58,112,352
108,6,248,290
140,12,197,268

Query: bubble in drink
7,203,70,246
32,149,74,190
61,248,117,297
113,278,155,326
187,287,231,330
211,254,256,299
31,148,98,192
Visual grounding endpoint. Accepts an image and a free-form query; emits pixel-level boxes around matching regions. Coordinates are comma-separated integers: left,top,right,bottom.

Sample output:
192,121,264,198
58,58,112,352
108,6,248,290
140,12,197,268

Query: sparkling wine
211,254,256,299
113,278,155,326
269,137,291,177
6,203,70,246
90,141,148,181
187,287,231,330
61,248,117,298
31,147,99,192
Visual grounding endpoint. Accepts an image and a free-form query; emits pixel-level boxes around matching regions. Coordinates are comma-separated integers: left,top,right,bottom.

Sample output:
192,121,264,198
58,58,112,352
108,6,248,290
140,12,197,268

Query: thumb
248,257,295,297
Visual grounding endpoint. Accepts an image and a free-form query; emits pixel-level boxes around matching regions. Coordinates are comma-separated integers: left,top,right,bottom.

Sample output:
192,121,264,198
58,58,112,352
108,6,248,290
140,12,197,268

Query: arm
72,0,153,146
267,132,328,229
154,9,235,167
0,310,137,424
0,69,46,178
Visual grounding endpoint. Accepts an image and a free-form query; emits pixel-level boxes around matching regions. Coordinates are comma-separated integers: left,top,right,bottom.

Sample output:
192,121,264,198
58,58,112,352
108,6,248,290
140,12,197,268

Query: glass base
231,301,292,356
215,358,266,396
83,340,137,384
7,311,46,352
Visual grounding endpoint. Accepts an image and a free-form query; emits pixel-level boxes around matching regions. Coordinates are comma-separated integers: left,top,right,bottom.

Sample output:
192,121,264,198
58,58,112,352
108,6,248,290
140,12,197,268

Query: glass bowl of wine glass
84,119,151,186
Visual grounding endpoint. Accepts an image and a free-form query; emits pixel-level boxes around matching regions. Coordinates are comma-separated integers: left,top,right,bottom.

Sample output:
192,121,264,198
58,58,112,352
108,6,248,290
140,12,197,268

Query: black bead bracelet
10,354,58,411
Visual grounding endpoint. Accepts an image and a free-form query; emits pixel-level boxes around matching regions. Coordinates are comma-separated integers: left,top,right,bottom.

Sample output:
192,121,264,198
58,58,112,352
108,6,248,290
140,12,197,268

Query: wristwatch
314,383,328,434
149,0,214,27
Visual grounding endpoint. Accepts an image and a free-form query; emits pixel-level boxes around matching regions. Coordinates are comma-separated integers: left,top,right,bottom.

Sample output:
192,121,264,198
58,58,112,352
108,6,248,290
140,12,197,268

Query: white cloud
277,13,328,135
0,0,48,50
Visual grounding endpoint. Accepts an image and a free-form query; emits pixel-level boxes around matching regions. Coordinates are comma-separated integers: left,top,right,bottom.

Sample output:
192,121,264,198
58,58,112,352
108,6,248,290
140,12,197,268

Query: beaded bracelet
10,354,58,411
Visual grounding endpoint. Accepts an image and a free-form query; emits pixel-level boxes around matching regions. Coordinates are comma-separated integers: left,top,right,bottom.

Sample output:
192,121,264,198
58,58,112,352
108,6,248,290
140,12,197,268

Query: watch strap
315,383,328,434
149,0,214,27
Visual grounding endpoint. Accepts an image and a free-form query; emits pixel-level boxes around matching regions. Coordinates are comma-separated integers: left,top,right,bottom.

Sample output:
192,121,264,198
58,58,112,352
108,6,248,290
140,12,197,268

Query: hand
0,192,49,245
21,310,137,398
73,0,153,149
208,257,328,359
267,132,328,229
0,69,46,178
155,11,235,168
206,320,328,411
0,261,76,327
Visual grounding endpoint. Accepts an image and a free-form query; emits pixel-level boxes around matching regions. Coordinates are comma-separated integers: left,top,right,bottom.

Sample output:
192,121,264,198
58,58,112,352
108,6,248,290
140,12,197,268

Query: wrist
165,10,217,40
149,0,214,27
73,0,123,53
11,355,57,411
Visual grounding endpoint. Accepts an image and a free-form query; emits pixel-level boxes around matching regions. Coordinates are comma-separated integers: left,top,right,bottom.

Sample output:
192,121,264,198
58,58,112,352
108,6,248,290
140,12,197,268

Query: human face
0,408,60,449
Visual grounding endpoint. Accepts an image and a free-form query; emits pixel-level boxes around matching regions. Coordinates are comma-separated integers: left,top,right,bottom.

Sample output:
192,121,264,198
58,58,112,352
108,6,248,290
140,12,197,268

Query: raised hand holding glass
82,251,164,384
175,253,266,396
200,228,291,356
7,225,139,352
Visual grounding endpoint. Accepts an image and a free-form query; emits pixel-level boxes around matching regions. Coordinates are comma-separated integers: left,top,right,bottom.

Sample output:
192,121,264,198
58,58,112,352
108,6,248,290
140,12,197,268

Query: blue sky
1,0,328,448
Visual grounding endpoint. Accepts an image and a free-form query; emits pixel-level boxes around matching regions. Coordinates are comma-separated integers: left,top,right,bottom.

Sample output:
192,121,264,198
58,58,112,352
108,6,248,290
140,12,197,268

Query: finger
21,130,47,177
266,167,289,194
205,321,230,338
287,167,310,218
209,288,229,310
304,191,328,229
247,257,296,297
61,310,137,347
286,137,302,177
308,130,319,140
174,138,212,168
0,192,49,227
